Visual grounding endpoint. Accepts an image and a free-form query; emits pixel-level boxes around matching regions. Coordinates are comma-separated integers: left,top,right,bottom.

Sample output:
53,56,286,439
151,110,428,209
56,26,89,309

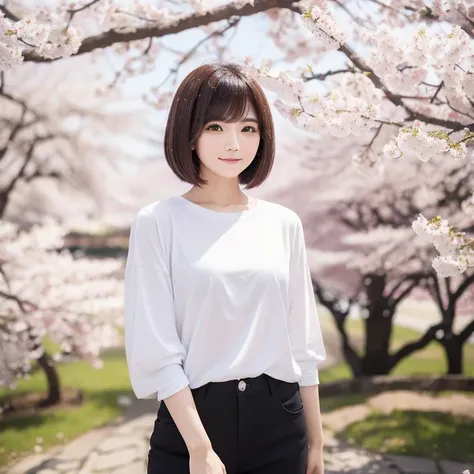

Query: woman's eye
206,124,222,131
205,124,258,132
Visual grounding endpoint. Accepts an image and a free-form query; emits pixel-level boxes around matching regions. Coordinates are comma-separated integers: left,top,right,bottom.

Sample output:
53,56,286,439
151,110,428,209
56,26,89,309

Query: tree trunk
361,314,393,374
0,191,8,219
331,310,363,377
442,336,463,374
342,341,363,377
36,351,62,407
361,274,393,375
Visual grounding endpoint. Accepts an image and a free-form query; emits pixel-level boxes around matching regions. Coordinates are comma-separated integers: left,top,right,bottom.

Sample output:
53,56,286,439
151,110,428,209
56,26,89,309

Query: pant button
238,380,247,391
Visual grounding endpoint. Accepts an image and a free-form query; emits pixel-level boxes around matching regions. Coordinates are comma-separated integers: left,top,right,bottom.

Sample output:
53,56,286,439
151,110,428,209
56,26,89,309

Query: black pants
148,373,308,473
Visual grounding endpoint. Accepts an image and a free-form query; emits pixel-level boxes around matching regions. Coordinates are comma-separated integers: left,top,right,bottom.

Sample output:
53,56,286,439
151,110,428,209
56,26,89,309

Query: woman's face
194,101,261,182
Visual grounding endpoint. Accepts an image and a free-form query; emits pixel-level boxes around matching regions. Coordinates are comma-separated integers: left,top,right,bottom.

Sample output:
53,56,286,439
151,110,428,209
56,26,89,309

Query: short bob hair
164,61,275,189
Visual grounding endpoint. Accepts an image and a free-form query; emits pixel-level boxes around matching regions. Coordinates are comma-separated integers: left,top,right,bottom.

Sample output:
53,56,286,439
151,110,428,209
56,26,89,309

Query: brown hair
164,61,275,188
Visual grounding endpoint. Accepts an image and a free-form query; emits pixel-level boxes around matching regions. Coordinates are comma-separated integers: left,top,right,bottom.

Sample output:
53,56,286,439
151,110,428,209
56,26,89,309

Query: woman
124,61,326,474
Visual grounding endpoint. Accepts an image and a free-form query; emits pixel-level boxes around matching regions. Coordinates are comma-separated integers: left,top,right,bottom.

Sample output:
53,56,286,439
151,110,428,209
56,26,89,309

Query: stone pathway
4,395,473,474
322,390,474,433
2,399,154,474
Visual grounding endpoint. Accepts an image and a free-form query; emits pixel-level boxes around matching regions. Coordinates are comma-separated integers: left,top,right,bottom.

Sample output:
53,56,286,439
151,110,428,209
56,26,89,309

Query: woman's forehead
206,98,258,122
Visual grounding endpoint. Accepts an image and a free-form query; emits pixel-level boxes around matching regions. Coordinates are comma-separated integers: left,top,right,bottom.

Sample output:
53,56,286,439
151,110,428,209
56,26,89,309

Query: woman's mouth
219,158,241,164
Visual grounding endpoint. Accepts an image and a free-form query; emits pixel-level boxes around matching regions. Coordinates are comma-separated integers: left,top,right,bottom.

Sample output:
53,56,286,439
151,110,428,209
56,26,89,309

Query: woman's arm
124,207,226,472
124,207,211,447
164,388,228,473
124,207,189,400
300,385,324,449
163,387,213,453
287,214,326,387
288,214,326,452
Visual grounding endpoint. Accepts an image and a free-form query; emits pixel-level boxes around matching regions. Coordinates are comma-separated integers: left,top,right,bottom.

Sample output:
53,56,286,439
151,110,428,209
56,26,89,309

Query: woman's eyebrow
241,118,259,124
204,118,258,125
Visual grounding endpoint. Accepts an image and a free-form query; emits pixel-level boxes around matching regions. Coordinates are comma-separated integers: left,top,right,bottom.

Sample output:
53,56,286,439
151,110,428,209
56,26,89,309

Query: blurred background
1,0,473,473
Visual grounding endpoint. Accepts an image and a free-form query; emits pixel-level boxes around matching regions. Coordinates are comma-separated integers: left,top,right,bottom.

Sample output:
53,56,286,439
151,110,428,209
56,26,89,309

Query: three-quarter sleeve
124,208,189,401
288,215,326,386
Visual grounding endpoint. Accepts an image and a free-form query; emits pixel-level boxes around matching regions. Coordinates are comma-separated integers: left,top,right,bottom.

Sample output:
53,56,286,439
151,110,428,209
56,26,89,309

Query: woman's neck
183,182,249,208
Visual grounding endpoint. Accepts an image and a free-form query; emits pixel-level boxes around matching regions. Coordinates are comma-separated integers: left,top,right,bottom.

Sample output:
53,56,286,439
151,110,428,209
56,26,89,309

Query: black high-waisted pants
147,373,308,474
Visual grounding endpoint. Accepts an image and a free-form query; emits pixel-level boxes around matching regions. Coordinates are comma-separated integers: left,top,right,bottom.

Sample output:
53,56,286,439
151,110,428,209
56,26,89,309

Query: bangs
202,74,257,125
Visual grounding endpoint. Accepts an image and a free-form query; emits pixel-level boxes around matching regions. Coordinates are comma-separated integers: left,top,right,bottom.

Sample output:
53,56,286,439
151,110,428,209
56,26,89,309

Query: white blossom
0,221,124,386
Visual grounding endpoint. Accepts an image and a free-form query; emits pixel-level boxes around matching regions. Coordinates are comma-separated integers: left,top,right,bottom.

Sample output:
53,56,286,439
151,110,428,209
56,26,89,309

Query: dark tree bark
460,318,474,345
426,273,474,375
360,274,394,375
312,279,363,377
442,335,463,374
388,322,445,370
314,272,425,377
36,350,61,407
0,190,8,218
361,315,394,375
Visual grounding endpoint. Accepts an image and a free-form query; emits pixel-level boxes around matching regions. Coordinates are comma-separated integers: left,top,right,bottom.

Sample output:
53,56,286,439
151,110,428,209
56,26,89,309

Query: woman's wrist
308,439,323,450
188,438,213,455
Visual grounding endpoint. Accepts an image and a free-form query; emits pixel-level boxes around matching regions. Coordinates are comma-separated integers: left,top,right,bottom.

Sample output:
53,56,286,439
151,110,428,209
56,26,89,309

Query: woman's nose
225,131,240,152
225,142,239,151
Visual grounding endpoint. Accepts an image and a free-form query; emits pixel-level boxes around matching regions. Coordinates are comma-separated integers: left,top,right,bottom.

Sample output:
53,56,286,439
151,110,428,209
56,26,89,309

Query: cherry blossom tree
270,134,473,376
0,220,124,406
2,0,474,277
0,60,153,222
244,3,474,276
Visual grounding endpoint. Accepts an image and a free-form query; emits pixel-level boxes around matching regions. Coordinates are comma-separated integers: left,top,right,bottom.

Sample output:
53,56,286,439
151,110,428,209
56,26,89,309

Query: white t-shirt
124,195,326,402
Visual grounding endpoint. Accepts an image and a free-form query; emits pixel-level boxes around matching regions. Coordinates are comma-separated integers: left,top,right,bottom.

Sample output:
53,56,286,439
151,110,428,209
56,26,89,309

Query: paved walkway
4,395,473,474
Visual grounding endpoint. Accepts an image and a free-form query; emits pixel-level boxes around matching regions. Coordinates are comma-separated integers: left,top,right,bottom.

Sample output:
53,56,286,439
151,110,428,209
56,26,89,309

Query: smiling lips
219,158,241,164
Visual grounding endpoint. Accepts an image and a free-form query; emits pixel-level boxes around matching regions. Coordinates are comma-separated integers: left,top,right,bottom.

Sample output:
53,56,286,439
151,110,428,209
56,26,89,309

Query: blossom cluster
245,20,473,164
0,0,184,69
412,214,474,278
0,219,124,387
243,2,474,278
1,8,83,68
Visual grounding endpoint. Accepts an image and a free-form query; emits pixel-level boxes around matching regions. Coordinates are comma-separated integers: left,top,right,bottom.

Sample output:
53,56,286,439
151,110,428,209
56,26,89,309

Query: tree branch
459,318,474,345
389,275,422,310
66,0,102,30
22,0,295,63
23,170,62,182
388,322,445,370
312,278,363,375
393,279,419,309
337,43,474,132
0,92,30,163
152,16,240,92
303,68,356,82
427,274,447,315
430,80,444,104
452,271,474,302
0,5,21,22
0,289,37,312
1,134,58,198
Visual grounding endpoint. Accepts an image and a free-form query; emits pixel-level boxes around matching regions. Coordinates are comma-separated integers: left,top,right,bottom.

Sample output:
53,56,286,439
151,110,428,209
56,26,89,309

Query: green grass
341,410,474,462
0,348,132,467
320,318,474,380
320,318,474,462
319,393,371,413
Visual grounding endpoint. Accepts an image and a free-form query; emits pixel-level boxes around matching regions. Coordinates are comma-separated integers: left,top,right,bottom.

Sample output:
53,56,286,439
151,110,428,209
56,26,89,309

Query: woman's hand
306,445,324,474
190,447,227,473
